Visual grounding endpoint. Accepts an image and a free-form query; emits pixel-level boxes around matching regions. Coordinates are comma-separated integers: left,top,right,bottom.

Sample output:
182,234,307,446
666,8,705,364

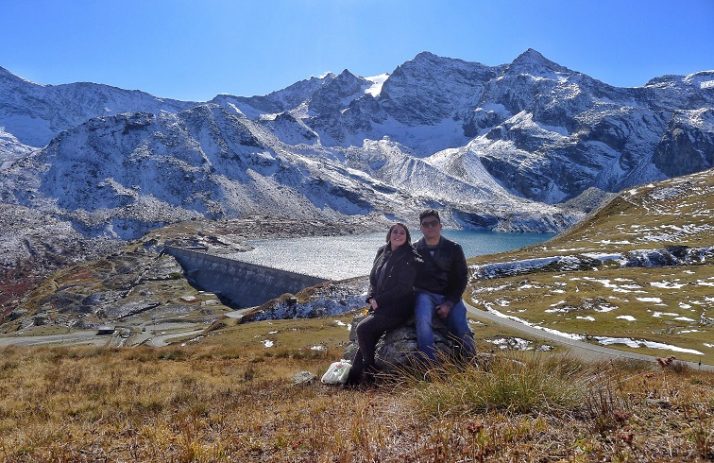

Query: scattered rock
292,371,317,385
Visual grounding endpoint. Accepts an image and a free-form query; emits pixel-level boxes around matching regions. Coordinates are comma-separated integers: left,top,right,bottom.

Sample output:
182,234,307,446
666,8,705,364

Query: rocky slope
0,65,194,147
1,103,573,241
1,50,710,237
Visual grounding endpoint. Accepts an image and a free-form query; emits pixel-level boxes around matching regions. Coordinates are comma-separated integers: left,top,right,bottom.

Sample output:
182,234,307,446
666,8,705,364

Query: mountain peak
509,48,566,74
512,48,553,66
337,69,357,79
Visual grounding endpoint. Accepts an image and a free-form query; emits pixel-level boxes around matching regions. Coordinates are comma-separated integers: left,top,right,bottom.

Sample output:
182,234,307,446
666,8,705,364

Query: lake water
227,230,554,280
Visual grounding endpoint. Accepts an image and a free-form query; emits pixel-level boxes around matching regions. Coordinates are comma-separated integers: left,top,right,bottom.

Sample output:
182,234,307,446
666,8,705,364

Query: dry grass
468,264,714,364
0,327,712,462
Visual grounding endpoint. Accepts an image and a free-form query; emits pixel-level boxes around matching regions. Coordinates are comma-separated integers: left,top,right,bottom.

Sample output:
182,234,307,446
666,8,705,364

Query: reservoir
226,230,554,280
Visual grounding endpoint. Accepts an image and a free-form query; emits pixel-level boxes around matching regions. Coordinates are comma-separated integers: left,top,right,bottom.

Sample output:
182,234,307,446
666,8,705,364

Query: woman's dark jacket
366,244,422,319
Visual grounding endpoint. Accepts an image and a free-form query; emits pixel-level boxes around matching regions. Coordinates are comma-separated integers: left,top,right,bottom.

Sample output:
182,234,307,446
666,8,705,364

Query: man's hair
419,209,440,224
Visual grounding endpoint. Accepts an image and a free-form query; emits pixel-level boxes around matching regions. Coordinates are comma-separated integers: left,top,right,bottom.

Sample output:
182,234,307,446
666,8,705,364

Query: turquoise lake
229,230,555,280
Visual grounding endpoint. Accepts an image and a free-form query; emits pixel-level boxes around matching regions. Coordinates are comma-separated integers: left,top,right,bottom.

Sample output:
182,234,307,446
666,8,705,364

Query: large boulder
343,314,473,371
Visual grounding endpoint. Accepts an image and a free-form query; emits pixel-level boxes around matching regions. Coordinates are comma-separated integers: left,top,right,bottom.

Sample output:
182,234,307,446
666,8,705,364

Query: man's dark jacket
413,236,468,306
367,244,421,319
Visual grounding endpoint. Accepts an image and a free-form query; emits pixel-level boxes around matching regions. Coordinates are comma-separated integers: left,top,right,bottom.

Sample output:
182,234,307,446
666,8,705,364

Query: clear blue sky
2,0,713,102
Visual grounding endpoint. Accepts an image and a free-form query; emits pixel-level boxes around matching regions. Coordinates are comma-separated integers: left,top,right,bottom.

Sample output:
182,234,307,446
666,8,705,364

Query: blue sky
1,0,713,101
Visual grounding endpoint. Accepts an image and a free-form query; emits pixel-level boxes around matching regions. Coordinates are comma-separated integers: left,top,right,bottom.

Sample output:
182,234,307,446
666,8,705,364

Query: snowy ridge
1,49,713,240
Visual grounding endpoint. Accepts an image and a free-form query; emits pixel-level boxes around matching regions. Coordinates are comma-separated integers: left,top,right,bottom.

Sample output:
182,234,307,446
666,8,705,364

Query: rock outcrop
343,314,474,371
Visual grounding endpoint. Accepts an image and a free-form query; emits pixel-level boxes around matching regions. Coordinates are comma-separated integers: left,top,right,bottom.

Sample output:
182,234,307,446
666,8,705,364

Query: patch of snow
674,316,696,322
545,306,578,313
576,316,595,321
262,339,274,348
582,252,622,261
485,337,532,351
594,337,703,355
485,304,585,341
594,303,618,313
651,281,684,289
310,345,326,351
364,73,389,97
637,297,663,303
652,312,678,318
616,315,636,321
472,284,511,294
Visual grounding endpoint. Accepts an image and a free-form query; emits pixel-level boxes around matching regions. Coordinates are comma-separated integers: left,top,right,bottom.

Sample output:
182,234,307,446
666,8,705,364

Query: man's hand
369,298,379,310
435,302,452,319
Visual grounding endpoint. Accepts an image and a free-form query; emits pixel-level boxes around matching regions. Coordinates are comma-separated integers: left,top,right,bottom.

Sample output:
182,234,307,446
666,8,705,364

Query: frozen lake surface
226,230,554,280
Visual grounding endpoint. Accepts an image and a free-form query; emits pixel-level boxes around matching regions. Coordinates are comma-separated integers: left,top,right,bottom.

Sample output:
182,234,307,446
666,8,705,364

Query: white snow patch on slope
364,73,389,97
595,337,703,355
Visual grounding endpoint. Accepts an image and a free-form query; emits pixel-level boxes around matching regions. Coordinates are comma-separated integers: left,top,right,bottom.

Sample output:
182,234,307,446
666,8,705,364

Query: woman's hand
369,298,379,310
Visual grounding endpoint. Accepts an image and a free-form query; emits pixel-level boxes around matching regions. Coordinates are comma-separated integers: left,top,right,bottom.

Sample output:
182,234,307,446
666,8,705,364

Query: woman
346,223,421,386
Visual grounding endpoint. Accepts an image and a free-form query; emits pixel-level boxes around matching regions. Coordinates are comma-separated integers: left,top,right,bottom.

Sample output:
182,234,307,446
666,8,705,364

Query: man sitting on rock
413,209,475,362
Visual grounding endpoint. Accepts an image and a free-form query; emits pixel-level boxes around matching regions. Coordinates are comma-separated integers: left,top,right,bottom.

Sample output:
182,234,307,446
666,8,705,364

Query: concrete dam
164,246,327,308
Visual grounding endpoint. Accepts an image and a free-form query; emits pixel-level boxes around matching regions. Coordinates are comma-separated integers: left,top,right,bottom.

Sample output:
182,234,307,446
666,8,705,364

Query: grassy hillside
1,327,712,462
472,168,714,264
467,168,714,365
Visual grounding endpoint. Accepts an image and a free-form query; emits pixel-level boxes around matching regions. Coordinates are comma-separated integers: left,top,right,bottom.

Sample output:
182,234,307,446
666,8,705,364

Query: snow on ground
485,337,532,351
594,337,704,355
616,315,637,321
638,224,714,242
484,303,585,341
262,340,274,348
594,303,618,312
636,297,663,303
650,281,685,289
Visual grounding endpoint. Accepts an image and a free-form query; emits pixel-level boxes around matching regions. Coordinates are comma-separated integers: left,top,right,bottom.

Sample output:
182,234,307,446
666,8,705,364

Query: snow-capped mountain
2,103,572,239
1,49,713,241
0,66,194,147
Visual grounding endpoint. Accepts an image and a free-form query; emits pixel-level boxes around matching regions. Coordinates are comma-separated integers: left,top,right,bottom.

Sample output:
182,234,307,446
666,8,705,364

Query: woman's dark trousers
349,313,406,383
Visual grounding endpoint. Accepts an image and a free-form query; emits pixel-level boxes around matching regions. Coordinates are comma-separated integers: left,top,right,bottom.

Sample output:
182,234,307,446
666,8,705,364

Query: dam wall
164,246,327,308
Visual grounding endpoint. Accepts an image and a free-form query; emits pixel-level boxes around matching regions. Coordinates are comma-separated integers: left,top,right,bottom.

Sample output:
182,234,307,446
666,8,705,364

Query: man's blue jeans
414,291,475,362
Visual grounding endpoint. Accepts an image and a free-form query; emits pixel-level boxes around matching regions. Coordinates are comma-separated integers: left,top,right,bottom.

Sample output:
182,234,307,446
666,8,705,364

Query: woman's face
390,225,408,248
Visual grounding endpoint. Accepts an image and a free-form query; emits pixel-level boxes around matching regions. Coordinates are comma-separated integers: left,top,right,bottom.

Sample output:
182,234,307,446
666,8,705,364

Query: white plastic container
320,359,352,385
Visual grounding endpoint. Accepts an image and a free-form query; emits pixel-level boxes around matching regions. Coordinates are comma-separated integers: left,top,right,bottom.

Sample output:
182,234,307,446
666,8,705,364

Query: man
413,209,475,362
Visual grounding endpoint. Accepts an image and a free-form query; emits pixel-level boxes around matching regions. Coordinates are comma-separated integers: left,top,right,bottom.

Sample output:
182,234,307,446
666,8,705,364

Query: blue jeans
414,291,475,362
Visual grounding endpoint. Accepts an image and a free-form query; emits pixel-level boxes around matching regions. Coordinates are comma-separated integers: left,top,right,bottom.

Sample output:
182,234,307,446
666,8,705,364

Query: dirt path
465,303,714,372
0,331,109,347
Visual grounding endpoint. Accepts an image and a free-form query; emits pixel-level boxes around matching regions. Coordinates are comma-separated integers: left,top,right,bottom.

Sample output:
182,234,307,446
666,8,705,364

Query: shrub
409,354,590,416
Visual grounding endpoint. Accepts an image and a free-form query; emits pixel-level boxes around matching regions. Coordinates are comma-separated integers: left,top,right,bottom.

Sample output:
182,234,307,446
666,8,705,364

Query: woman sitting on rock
345,223,421,386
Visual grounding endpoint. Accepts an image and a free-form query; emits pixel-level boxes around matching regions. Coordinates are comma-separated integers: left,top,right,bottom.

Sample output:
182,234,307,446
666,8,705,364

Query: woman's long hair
385,223,411,247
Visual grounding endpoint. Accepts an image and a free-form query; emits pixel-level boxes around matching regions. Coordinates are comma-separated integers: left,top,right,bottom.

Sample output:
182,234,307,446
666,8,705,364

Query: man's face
420,216,442,240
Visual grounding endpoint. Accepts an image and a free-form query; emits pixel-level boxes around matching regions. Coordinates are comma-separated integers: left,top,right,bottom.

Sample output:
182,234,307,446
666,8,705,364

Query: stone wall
164,246,326,308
